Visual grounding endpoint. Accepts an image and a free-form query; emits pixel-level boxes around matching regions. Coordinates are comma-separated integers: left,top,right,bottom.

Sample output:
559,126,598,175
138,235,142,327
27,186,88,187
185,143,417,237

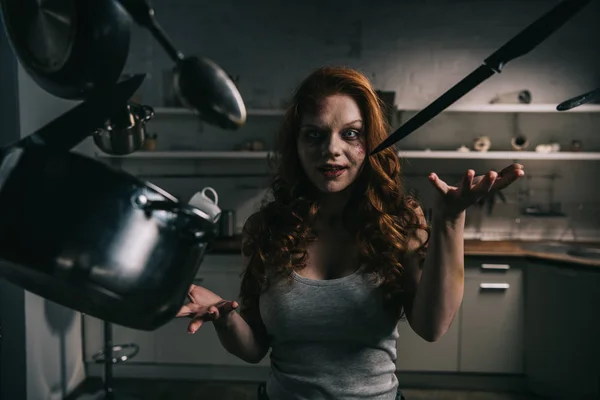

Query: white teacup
189,187,221,223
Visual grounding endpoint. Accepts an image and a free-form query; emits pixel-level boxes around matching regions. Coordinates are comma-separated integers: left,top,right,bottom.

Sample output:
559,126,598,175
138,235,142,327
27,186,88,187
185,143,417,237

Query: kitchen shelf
96,150,600,161
398,151,600,160
96,151,272,159
153,107,286,117
152,104,600,118
397,103,600,113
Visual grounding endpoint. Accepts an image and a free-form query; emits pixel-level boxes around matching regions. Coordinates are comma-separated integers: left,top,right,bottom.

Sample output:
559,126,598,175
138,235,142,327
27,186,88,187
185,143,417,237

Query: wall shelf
398,151,600,160
397,104,600,113
152,104,600,118
153,107,286,117
96,150,600,161
96,151,272,159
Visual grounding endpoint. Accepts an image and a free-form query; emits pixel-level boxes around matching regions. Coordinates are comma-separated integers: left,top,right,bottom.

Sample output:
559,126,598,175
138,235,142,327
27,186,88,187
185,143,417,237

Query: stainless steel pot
0,146,217,330
93,102,155,155
0,77,217,331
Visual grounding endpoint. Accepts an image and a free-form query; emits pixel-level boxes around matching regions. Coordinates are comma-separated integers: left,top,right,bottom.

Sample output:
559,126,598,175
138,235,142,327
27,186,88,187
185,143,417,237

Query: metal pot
0,0,132,100
93,103,155,155
0,146,217,331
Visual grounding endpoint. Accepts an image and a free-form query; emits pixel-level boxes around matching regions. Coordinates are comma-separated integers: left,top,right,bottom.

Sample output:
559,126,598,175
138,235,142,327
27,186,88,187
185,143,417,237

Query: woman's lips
318,166,347,179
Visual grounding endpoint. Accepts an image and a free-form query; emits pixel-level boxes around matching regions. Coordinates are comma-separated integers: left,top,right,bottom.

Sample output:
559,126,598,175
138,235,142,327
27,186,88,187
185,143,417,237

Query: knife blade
13,74,146,152
371,0,592,155
557,87,600,111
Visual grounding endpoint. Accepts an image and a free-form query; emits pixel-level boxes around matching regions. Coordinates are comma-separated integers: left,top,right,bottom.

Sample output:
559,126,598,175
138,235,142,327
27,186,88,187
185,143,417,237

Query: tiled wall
97,0,600,241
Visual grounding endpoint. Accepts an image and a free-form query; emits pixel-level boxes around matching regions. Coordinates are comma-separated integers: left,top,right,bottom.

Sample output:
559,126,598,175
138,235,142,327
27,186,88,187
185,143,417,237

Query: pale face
297,94,366,194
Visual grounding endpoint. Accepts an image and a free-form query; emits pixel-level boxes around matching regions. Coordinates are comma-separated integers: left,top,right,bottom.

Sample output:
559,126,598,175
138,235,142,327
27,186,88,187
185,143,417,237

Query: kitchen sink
520,242,576,255
520,242,600,260
566,246,600,260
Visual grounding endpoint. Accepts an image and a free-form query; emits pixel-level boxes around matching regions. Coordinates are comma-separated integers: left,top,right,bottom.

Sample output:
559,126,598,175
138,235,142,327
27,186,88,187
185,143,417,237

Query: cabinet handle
480,283,510,290
481,263,510,271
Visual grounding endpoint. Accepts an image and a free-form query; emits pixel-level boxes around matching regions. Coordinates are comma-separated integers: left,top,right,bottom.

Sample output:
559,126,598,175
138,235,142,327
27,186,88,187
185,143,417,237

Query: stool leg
103,321,114,400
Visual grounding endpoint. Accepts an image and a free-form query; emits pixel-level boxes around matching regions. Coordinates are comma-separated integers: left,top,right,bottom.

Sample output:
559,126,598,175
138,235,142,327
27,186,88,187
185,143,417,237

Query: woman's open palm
176,284,239,334
428,163,525,217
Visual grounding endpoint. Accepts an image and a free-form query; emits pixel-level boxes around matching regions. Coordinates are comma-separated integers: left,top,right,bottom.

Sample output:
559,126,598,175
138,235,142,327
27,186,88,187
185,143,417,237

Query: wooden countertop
209,237,600,269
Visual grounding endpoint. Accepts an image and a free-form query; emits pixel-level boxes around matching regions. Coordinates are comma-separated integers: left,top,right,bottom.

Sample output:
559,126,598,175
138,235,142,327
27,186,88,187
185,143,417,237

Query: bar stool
88,320,141,400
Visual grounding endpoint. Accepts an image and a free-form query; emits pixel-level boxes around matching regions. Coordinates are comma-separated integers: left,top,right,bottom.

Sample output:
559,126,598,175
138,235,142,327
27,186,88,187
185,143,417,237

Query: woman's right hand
176,284,239,334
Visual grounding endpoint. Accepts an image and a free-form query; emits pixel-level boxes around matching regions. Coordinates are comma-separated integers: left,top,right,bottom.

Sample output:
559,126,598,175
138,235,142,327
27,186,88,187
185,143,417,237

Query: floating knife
371,0,592,155
557,87,600,111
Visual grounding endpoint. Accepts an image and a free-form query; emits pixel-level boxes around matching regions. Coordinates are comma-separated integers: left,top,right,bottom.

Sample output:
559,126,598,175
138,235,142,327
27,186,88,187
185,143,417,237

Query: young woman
176,66,524,400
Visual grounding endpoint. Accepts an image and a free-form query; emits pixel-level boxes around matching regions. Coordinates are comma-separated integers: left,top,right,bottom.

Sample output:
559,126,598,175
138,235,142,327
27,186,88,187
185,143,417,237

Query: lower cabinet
397,257,525,375
525,262,600,400
460,261,524,374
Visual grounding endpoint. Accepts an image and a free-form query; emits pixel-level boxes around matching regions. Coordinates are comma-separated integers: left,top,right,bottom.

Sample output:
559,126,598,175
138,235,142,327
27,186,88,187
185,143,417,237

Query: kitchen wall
106,0,600,241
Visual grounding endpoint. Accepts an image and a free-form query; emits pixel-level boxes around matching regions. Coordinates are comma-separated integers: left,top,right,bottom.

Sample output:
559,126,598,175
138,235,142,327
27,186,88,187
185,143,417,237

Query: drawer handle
480,283,510,290
481,263,510,270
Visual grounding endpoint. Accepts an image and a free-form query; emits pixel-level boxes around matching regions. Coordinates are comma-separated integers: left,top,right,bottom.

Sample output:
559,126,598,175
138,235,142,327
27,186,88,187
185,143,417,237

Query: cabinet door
460,266,524,374
82,315,156,363
154,269,269,366
526,263,600,399
396,309,460,371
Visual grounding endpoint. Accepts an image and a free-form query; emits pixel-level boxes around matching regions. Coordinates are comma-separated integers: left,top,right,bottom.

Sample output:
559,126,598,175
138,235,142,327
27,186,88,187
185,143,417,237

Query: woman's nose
322,134,343,157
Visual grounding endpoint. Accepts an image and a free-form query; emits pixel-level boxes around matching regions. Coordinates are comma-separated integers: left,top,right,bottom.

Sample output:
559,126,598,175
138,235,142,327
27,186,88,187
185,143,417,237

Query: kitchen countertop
208,236,600,269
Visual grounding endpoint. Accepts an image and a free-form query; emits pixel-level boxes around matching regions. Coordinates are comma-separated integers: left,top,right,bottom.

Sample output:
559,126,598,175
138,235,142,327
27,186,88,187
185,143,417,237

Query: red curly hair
239,66,429,319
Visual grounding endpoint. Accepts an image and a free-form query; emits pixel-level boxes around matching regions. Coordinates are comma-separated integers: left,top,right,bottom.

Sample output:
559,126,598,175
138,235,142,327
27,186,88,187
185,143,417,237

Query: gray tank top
259,266,400,400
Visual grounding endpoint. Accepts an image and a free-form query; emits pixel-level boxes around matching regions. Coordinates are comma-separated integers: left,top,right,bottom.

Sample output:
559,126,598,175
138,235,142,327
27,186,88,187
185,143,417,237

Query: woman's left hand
428,163,525,219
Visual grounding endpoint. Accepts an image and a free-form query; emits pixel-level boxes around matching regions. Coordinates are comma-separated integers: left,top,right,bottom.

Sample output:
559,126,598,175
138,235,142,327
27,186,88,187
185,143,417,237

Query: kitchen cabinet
460,258,524,374
153,256,270,367
525,261,600,400
396,309,460,372
397,257,525,374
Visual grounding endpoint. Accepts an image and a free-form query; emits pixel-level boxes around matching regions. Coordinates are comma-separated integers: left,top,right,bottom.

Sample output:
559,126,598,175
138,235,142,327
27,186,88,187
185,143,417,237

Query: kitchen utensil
0,0,132,99
93,102,155,155
143,133,158,151
371,0,592,155
219,210,236,238
511,135,529,151
0,145,218,330
189,188,222,224
473,136,491,152
570,139,582,152
118,0,247,130
14,75,146,152
557,87,600,111
490,90,532,104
